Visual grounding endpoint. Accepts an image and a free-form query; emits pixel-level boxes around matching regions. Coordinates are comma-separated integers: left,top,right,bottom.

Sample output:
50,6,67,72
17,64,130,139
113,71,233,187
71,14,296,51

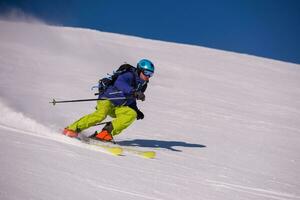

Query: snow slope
0,20,300,200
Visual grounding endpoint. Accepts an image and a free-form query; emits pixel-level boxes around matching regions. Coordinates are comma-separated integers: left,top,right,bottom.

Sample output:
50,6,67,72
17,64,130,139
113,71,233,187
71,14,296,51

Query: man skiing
63,59,155,142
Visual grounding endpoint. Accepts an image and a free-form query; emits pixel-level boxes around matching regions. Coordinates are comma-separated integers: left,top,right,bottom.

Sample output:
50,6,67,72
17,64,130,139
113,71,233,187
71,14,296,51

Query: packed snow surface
0,20,300,200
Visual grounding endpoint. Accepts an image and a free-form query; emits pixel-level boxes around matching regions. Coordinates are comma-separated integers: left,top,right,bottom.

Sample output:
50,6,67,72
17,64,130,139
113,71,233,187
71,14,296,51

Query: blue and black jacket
99,69,147,111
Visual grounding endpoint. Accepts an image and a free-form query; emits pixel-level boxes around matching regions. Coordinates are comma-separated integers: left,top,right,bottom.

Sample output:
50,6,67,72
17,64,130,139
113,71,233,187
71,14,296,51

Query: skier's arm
114,72,135,96
141,83,147,93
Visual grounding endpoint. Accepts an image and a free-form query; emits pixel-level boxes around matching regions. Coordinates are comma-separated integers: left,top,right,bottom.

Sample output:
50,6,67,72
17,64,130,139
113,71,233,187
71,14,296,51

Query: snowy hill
0,20,300,200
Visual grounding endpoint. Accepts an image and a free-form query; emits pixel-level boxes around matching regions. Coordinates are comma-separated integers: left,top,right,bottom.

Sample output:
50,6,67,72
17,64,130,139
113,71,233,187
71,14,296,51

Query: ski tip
139,151,156,159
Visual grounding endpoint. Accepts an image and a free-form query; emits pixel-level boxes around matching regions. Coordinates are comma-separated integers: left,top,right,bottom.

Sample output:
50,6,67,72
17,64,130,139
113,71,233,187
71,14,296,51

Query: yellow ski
92,143,123,156
78,134,156,158
121,147,156,159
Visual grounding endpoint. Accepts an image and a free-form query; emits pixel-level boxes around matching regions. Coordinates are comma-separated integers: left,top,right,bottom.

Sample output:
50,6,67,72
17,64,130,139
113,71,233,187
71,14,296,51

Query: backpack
94,64,136,95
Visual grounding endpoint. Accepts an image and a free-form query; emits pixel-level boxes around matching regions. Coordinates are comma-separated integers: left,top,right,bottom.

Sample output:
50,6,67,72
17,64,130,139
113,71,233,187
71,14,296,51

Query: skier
63,59,155,142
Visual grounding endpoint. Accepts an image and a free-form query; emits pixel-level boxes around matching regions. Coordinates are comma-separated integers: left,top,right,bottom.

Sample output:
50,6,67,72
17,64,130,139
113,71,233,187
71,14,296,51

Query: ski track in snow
85,179,164,200
207,180,300,200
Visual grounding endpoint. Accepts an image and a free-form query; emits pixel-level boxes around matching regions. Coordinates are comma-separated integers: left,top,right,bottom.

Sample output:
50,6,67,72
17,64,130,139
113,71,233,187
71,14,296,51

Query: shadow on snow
117,139,206,152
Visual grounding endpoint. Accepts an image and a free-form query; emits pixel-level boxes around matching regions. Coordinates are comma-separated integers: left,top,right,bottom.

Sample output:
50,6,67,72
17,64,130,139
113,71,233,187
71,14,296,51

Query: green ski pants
67,100,137,136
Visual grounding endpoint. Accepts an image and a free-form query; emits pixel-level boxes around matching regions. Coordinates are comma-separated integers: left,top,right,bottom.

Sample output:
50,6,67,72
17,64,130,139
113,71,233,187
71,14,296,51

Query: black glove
134,91,145,101
136,109,144,120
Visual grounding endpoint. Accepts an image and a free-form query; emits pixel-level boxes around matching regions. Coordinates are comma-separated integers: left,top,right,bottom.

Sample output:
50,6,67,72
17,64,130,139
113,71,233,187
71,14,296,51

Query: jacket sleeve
114,72,135,95
141,83,148,92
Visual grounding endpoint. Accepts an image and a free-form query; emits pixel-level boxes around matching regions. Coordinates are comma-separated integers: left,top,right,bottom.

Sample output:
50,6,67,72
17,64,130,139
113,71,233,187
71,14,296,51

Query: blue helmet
137,59,155,73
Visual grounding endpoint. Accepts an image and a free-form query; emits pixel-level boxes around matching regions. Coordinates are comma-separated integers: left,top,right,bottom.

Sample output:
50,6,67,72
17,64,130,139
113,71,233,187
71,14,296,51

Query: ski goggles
142,70,154,77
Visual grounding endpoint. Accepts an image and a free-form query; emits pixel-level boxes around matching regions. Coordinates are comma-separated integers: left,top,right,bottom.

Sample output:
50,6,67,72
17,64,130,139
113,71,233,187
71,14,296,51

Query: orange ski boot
63,128,78,138
95,130,113,142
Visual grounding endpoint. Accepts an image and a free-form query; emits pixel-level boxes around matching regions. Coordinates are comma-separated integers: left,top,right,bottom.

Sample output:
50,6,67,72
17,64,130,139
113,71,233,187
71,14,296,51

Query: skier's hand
136,109,144,120
134,91,145,101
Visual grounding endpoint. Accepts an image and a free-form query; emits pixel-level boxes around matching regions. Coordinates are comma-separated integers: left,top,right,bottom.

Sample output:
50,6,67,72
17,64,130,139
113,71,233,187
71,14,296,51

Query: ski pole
49,97,129,106
94,121,111,126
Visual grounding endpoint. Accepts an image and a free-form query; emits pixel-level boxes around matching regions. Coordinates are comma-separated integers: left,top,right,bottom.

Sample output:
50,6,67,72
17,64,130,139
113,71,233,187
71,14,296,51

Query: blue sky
1,0,300,64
